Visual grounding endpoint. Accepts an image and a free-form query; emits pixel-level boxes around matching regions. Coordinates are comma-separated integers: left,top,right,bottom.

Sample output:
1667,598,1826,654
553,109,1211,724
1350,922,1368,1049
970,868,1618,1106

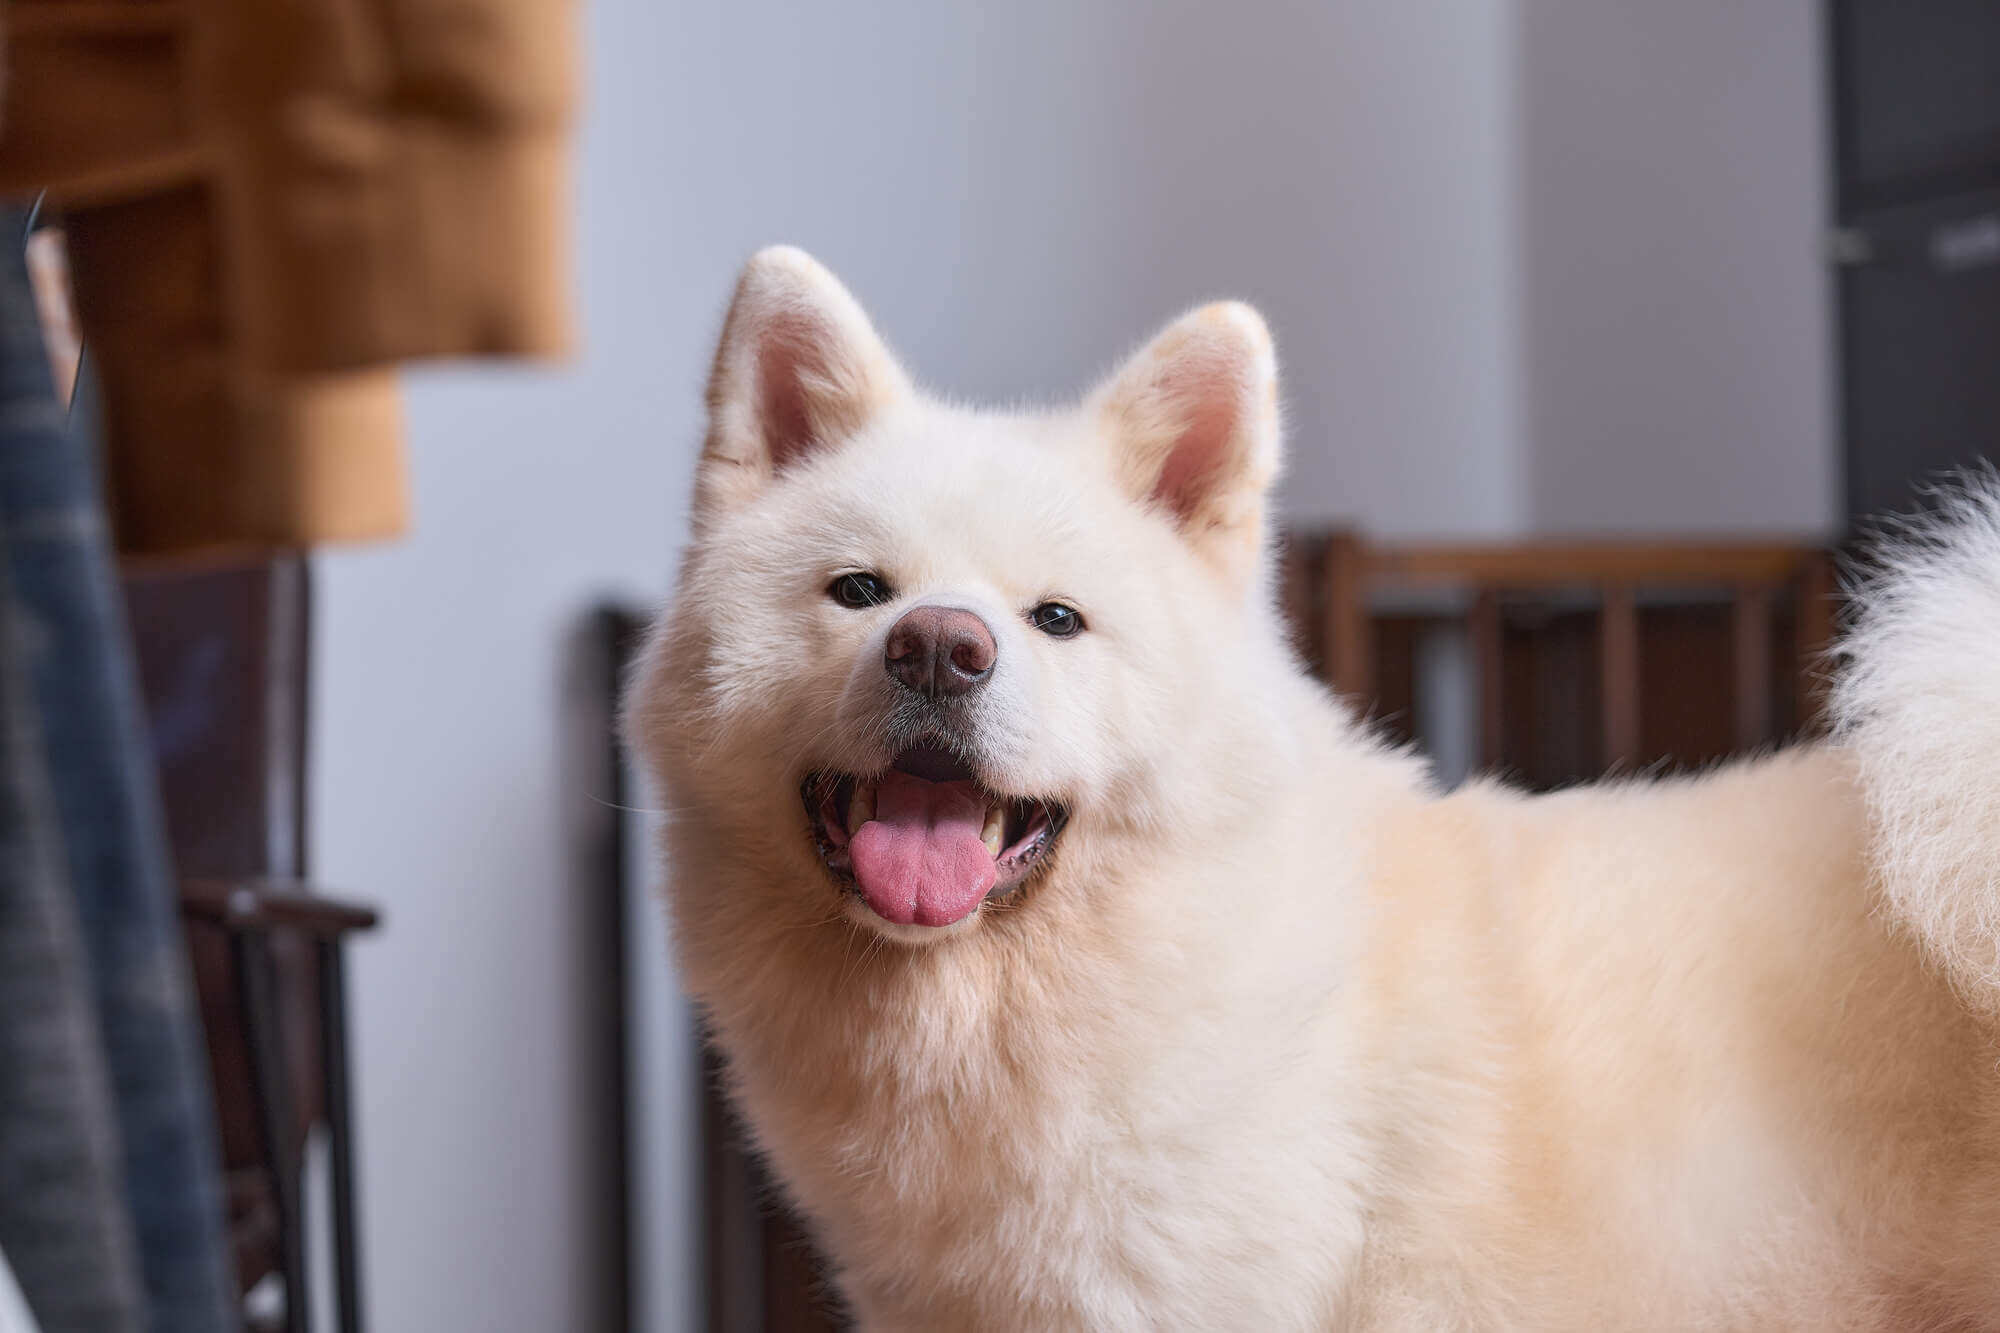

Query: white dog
624,247,2000,1330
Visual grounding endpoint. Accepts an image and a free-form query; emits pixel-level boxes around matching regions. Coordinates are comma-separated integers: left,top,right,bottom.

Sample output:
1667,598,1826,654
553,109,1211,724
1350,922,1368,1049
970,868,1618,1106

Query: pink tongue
849,772,997,927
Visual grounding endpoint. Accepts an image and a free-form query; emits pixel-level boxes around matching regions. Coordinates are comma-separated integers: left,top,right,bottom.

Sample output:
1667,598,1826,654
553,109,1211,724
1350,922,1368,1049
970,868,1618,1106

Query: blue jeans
0,212,235,1332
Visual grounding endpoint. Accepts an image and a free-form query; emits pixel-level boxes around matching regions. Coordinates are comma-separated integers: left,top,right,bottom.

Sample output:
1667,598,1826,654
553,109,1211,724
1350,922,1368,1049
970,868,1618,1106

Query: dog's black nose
884,606,996,700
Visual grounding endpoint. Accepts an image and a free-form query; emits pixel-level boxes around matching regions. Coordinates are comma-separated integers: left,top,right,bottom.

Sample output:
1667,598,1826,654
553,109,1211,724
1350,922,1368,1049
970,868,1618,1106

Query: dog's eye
828,572,892,608
1028,602,1084,638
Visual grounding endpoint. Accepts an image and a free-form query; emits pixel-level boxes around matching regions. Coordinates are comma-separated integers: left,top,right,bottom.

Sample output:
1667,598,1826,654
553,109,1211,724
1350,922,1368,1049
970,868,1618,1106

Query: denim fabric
0,214,146,1333
0,214,235,1332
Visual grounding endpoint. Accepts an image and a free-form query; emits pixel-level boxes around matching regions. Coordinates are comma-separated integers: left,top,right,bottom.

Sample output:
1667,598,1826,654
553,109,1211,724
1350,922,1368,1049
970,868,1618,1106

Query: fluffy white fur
1832,473,2000,1009
625,248,2000,1330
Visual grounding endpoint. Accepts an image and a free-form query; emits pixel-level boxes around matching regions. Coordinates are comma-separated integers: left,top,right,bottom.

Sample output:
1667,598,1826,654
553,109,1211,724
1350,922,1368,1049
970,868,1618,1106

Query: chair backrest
1279,532,1838,783
124,557,315,1303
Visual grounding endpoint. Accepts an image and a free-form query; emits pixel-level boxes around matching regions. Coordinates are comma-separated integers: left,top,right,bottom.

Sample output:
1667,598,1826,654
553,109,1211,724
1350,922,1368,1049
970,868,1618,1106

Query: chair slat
1322,533,1374,699
1793,552,1838,732
1732,585,1775,749
1599,585,1641,767
1364,541,1813,588
1470,590,1505,769
1278,534,1320,671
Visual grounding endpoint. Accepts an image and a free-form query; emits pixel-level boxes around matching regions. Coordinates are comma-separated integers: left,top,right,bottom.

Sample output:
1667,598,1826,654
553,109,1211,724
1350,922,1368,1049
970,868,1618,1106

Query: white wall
629,0,1525,538
310,1,1829,1328
1514,0,1834,536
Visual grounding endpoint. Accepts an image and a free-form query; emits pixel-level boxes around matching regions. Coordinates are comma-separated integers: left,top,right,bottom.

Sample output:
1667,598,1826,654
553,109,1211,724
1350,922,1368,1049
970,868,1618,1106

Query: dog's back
1349,486,2000,1326
1352,745,2000,1328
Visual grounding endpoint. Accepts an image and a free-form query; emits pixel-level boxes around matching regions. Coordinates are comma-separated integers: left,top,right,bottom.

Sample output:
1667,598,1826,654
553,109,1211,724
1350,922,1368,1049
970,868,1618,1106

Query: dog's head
628,247,1303,945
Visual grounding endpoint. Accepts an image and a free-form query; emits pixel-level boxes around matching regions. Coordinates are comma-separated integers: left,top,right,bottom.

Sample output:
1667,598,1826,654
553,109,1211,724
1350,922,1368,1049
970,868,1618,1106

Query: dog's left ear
1089,302,1281,578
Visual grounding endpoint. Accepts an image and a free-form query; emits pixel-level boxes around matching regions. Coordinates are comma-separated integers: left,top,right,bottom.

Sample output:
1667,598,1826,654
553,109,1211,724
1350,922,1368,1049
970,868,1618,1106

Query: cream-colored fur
624,248,2000,1330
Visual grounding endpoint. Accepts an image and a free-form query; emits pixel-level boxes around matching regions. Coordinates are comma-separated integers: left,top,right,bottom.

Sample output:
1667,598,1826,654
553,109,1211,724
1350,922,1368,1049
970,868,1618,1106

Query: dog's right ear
696,247,912,523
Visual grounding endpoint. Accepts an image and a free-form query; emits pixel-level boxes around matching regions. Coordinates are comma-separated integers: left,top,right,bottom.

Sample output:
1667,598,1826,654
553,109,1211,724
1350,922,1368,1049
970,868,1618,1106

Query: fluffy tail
1832,470,2000,1009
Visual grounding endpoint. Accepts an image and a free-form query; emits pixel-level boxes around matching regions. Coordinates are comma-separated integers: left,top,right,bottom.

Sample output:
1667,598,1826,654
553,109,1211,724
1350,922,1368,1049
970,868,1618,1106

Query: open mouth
802,744,1068,928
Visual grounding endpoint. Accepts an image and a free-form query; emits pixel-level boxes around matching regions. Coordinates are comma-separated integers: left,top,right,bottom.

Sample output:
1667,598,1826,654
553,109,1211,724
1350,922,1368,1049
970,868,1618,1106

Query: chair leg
317,939,364,1333
236,931,309,1333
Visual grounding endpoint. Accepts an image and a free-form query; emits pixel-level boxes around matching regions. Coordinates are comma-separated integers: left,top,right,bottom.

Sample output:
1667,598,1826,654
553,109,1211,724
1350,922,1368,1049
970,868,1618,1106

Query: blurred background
1,1,1996,1331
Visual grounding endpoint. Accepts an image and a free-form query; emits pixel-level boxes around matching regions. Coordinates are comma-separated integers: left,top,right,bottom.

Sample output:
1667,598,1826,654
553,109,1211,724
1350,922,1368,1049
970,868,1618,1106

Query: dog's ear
696,246,912,522
1088,302,1281,577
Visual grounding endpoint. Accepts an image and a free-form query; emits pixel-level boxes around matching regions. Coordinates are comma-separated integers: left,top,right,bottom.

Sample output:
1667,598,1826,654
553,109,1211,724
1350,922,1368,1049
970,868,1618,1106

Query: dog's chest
771,1037,1369,1330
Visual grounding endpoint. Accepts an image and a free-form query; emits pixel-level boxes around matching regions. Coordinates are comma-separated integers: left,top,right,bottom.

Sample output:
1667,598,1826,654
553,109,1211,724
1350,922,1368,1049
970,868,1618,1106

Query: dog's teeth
981,805,1005,857
847,783,875,831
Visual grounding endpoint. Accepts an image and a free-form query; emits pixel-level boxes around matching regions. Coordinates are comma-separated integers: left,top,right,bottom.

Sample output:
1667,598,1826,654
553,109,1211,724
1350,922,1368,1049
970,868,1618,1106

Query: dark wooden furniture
1283,532,1837,786
180,879,377,1333
123,556,379,1333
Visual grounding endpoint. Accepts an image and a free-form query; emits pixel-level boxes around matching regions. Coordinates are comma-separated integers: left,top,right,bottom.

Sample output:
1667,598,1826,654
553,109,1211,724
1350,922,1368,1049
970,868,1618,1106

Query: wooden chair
1280,533,1838,784
125,557,379,1333
180,879,377,1333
